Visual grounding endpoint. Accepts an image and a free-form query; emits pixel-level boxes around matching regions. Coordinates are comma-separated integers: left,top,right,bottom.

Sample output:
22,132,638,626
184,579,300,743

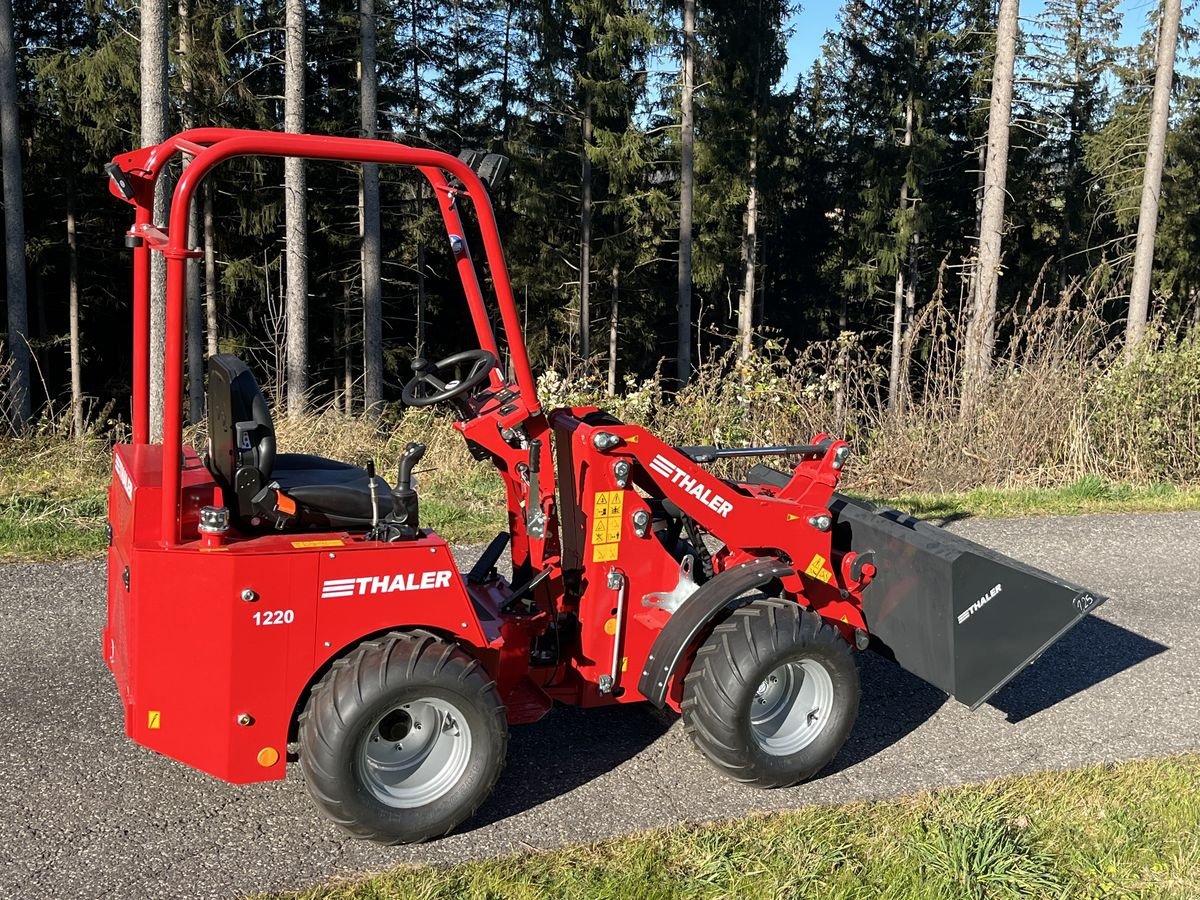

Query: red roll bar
109,129,538,546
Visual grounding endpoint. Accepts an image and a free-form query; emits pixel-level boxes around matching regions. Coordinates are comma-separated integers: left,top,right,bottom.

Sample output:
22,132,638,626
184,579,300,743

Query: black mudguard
638,558,794,708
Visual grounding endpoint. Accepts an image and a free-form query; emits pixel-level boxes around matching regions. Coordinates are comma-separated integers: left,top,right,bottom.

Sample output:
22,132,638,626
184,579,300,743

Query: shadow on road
467,702,674,829
825,652,949,776
463,614,1167,824
987,614,1168,723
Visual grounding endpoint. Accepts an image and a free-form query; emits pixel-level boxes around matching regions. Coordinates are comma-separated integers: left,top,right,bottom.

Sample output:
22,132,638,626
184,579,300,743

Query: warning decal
804,553,834,584
591,490,624,562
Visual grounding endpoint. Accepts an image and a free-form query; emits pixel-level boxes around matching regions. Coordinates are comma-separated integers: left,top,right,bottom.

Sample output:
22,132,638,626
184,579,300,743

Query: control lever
366,459,380,528
393,442,426,528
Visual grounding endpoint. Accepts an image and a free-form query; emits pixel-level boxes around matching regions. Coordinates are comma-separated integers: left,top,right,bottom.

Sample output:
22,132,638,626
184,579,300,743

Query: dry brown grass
3,285,1199,559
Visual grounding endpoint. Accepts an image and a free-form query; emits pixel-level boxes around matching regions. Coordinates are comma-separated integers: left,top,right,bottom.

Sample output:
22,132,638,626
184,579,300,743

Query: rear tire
682,597,859,787
298,631,507,844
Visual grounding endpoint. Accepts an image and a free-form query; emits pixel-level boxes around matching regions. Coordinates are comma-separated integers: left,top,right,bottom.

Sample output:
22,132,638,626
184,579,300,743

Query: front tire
298,631,507,844
682,597,859,787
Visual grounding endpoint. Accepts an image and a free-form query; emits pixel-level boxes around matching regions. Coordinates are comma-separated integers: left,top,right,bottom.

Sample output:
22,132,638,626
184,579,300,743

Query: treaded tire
681,596,859,788
298,631,507,843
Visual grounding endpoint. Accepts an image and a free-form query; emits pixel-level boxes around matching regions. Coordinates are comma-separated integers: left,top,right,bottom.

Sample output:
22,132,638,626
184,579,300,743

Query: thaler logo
321,570,453,599
957,583,1002,624
647,453,734,517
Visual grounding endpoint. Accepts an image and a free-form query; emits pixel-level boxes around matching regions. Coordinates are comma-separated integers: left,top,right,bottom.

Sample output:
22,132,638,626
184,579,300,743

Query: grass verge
875,476,1200,523
275,754,1200,900
4,469,1200,563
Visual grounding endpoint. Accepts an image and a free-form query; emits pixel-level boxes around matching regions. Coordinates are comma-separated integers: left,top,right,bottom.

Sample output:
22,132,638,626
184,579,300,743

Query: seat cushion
269,454,396,525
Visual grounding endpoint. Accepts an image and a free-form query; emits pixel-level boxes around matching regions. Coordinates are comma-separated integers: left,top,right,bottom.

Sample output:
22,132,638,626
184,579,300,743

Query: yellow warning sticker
147,710,161,730
805,553,834,584
593,543,619,562
292,539,345,549
591,488,626,562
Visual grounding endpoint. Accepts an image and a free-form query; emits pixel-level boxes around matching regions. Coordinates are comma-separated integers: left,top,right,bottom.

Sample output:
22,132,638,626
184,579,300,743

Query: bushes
4,293,1200,533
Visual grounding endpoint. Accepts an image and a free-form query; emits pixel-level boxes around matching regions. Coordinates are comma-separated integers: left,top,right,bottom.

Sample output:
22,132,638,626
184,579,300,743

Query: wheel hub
359,697,473,808
750,658,835,756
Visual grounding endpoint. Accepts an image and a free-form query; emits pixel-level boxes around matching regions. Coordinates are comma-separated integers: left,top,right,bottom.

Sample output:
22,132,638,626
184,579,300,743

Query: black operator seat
204,354,405,531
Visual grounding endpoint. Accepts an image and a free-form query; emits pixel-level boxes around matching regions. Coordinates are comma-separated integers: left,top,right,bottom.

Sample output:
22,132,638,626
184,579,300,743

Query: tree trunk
579,97,593,362
284,0,308,417
888,89,915,413
342,304,353,415
68,192,83,437
186,205,204,422
180,0,204,424
141,0,169,438
737,110,759,361
360,0,382,415
607,263,619,397
415,192,427,359
676,0,695,384
1126,0,1182,349
499,0,514,143
203,183,218,357
0,0,30,426
833,294,848,434
962,0,1019,409
410,2,426,363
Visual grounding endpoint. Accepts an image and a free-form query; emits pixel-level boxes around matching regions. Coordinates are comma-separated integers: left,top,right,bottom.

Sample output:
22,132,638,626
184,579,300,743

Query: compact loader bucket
829,494,1106,709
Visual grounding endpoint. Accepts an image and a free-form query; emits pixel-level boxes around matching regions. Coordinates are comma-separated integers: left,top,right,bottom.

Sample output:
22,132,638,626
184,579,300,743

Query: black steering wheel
401,349,499,407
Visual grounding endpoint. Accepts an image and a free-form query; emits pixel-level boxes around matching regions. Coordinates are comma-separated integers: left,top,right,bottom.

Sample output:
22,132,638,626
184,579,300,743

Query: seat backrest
206,355,276,500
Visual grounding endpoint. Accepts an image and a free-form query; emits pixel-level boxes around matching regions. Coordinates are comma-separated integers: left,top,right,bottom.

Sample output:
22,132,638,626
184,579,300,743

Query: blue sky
783,0,1183,85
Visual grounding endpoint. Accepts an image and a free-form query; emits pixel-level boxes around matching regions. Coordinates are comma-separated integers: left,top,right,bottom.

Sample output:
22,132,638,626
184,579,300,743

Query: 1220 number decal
253,609,295,626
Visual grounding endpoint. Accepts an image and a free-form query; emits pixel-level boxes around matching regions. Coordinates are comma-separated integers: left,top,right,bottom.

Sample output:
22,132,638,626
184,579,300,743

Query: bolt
631,509,650,537
240,588,258,602
612,459,632,487
236,713,253,726
592,431,620,450
395,743,403,750
770,676,778,683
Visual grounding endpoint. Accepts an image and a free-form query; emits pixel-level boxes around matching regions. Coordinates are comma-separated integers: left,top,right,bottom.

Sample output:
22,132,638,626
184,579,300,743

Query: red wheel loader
102,130,1106,843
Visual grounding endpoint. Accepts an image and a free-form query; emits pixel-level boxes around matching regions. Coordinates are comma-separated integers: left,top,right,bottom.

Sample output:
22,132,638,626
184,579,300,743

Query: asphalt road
1,512,1196,899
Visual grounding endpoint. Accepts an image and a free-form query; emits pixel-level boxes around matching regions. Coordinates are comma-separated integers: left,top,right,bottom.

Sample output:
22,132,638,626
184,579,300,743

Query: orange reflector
603,617,618,636
257,747,280,767
275,492,297,515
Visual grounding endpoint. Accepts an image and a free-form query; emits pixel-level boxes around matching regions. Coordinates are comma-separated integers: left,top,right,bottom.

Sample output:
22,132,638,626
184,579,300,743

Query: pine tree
1127,0,1182,347
141,0,169,437
962,0,1020,406
284,0,308,416
0,0,30,425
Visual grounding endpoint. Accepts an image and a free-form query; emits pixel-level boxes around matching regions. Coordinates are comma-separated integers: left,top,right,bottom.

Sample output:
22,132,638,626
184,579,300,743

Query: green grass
0,488,108,562
879,476,1200,522
272,754,1200,900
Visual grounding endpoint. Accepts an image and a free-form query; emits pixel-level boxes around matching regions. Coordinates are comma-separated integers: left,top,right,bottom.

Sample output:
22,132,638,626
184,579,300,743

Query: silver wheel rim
358,697,473,808
750,658,835,756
